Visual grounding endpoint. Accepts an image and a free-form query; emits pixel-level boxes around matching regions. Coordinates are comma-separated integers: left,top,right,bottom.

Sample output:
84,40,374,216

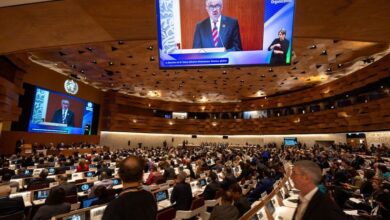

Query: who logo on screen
64,79,79,95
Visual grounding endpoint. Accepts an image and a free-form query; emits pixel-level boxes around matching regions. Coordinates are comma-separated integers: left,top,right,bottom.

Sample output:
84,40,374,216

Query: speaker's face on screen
206,0,223,22
62,100,70,110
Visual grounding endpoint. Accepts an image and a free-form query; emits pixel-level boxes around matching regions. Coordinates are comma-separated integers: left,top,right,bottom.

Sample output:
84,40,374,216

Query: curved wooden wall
103,95,390,134
0,57,24,122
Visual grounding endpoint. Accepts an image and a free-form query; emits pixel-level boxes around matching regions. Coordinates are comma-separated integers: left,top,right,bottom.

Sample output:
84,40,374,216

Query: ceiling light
199,96,208,102
320,50,327,56
211,122,218,127
132,119,137,123
147,45,153,50
168,121,174,126
309,45,317,49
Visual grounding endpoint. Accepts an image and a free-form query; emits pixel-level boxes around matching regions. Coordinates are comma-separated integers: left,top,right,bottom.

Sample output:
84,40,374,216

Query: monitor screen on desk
199,179,207,187
77,183,93,192
112,178,121,186
82,197,98,208
34,189,50,200
156,0,296,68
84,171,95,178
63,212,86,220
266,200,275,215
24,169,33,176
155,190,168,202
48,167,56,175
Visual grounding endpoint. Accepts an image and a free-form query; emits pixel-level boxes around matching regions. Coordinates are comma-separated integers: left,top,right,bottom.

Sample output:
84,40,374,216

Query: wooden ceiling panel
18,38,389,103
0,0,389,54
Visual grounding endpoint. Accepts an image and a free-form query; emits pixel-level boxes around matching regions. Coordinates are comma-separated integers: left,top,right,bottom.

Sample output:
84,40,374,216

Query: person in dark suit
193,0,242,51
291,160,354,220
51,99,75,126
27,169,55,189
55,175,77,196
0,185,25,217
268,28,290,65
32,187,71,220
209,191,239,220
203,171,221,200
170,172,192,211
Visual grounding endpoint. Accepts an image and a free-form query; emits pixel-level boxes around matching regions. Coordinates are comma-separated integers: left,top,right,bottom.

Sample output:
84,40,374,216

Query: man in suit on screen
51,99,75,127
193,0,242,51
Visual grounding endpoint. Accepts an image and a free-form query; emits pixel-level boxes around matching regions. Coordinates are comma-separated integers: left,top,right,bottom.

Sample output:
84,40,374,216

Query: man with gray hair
193,0,242,51
291,160,353,220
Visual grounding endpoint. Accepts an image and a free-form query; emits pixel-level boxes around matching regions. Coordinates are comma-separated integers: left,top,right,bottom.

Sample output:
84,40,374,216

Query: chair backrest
190,197,205,210
27,183,49,191
0,211,25,220
75,179,87,184
156,207,176,220
64,195,78,204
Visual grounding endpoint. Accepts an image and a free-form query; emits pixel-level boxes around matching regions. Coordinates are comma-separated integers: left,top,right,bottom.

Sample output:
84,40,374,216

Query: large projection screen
156,0,295,68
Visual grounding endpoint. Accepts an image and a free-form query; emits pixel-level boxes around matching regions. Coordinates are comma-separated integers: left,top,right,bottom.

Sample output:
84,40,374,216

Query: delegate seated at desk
0,185,25,217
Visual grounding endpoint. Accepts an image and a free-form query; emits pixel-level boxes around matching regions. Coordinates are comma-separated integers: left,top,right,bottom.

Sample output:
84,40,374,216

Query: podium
21,144,32,156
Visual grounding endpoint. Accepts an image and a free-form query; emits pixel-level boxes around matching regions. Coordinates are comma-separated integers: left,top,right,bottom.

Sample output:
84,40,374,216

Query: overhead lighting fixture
199,96,208,103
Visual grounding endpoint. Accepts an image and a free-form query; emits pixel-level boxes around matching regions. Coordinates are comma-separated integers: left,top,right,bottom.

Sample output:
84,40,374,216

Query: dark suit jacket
0,196,25,216
51,109,75,126
193,15,242,51
170,182,192,211
56,183,77,196
203,182,221,200
294,190,354,220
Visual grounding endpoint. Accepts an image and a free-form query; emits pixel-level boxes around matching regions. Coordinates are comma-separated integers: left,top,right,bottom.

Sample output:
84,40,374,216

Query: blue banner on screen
156,0,295,68
28,87,95,135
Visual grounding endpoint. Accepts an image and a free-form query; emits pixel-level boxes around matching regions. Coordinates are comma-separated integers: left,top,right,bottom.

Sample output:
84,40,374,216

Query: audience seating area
0,142,389,220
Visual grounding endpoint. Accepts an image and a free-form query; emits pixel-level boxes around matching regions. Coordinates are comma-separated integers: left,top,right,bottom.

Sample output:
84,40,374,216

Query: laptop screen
34,189,50,200
155,190,168,202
